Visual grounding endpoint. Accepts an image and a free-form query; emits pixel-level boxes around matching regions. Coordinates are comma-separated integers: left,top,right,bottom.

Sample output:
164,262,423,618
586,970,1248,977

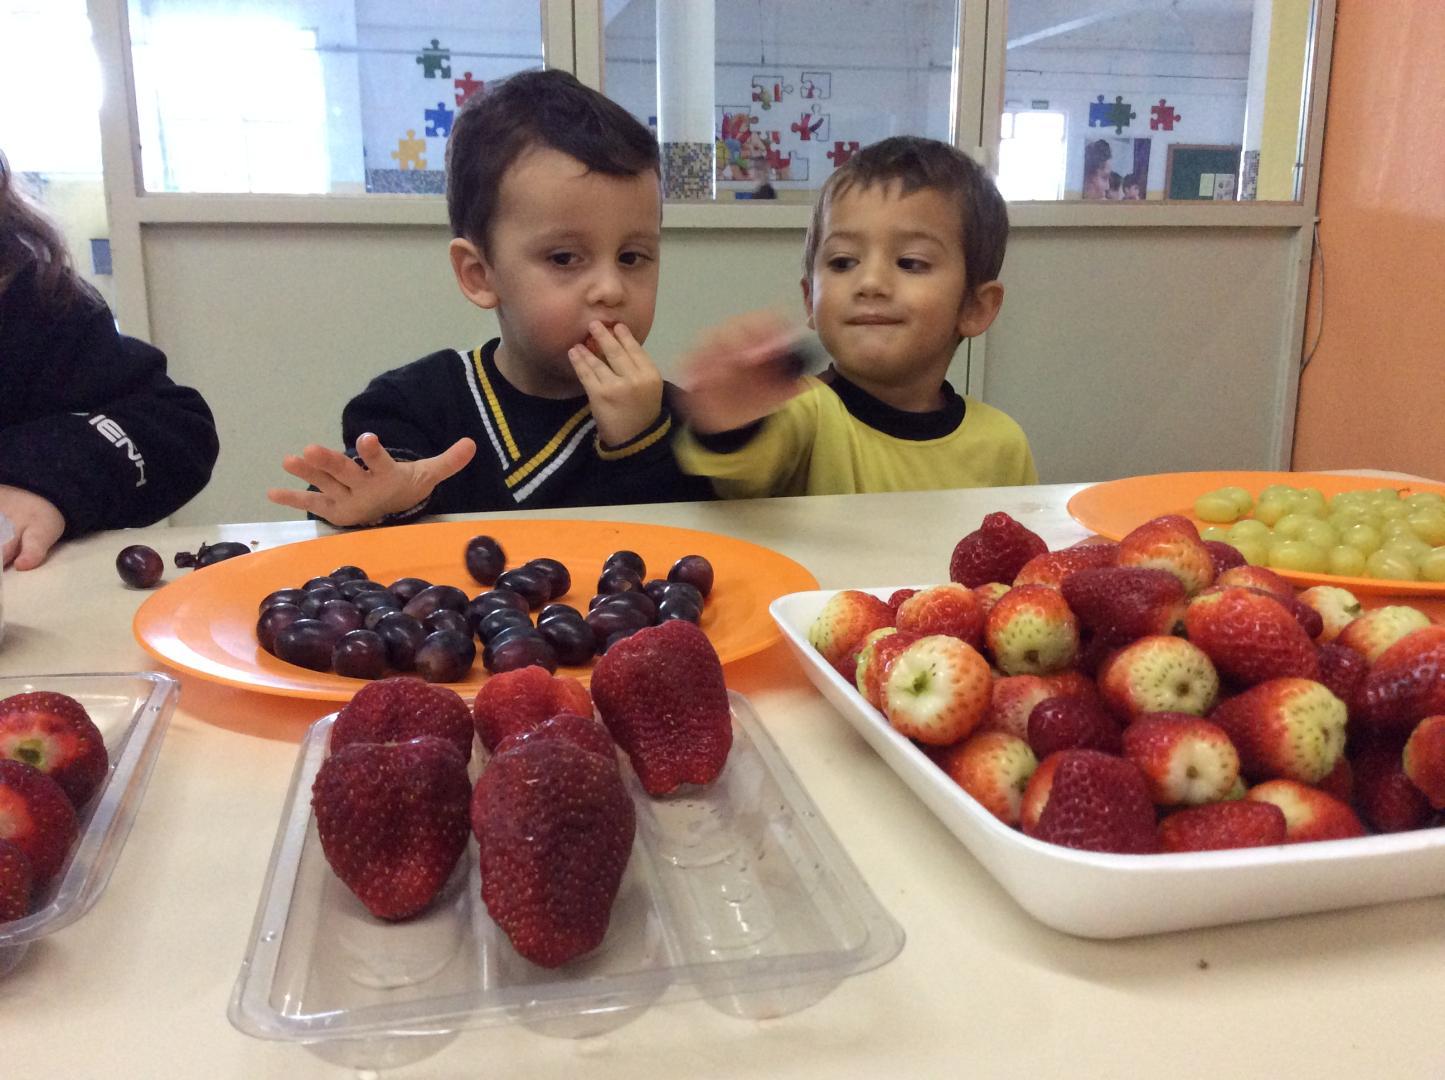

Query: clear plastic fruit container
229,691,904,1069
0,672,179,976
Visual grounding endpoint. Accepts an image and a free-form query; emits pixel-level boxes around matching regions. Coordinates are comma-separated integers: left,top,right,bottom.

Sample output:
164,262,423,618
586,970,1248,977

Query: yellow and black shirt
341,339,711,519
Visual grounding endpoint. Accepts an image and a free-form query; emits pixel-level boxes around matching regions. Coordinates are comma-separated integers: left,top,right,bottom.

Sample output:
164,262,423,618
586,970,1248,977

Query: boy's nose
586,265,626,307
854,255,890,296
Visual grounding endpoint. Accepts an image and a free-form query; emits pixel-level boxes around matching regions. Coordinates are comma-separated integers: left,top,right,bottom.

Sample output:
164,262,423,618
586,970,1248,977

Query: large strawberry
1026,696,1121,759
1315,642,1368,713
311,735,471,921
948,512,1048,588
1060,566,1186,647
0,759,79,887
1157,800,1286,853
472,667,594,753
1121,713,1239,806
331,676,474,761
1116,515,1215,596
882,635,992,745
472,736,635,968
984,584,1078,675
1013,542,1118,589
0,838,32,922
895,584,984,648
1183,587,1319,687
1336,605,1433,664
492,712,617,762
1029,749,1159,854
0,691,109,807
1354,744,1432,831
935,731,1037,826
1354,625,1445,738
590,621,732,795
1097,635,1220,720
1246,779,1365,843
807,590,895,674
1209,678,1346,784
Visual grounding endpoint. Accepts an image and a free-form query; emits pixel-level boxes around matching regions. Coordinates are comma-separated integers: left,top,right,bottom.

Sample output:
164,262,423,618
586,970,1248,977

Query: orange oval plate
1067,470,1445,597
133,519,818,701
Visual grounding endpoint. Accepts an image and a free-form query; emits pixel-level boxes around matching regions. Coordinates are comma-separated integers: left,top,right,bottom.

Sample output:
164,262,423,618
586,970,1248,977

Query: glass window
604,0,962,203
998,110,1067,201
125,0,545,194
1001,0,1316,202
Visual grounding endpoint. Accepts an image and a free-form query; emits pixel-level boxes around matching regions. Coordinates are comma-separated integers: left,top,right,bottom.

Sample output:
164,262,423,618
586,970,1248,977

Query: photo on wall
1081,136,1152,200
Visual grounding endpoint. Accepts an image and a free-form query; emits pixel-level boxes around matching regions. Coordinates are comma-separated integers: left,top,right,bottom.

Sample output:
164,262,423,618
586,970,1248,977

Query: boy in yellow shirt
675,135,1036,498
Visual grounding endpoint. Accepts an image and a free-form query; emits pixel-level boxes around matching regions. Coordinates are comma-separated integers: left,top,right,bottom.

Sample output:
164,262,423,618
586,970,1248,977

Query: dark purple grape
668,555,714,598
329,565,369,582
470,588,529,617
424,609,471,637
274,619,337,671
494,567,550,610
538,616,596,666
317,599,364,637
465,535,507,586
339,579,388,601
485,630,557,674
596,590,657,623
116,544,164,589
660,580,704,610
302,576,340,592
259,587,308,614
600,627,641,654
300,588,341,618
525,558,572,600
388,577,432,605
364,604,401,631
597,566,643,596
479,607,533,643
586,604,650,644
256,603,304,654
642,579,672,604
657,595,702,624
174,541,251,569
604,550,646,580
353,591,400,617
332,629,387,680
414,629,476,683
402,584,469,620
538,603,581,625
376,612,426,670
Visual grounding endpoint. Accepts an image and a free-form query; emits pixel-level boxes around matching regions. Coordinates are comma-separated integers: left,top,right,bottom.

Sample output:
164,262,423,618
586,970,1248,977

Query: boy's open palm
677,311,809,434
267,433,476,527
567,321,664,448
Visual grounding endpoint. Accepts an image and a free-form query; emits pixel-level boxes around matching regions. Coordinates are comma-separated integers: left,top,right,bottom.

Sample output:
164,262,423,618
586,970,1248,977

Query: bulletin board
1164,144,1243,201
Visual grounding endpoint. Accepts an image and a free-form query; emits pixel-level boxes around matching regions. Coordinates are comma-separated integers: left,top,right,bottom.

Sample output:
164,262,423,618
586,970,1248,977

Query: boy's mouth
580,321,620,354
846,314,901,326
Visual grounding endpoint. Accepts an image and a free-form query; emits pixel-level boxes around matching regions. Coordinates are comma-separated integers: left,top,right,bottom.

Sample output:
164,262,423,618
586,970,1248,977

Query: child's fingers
280,454,355,499
608,323,656,378
266,486,327,514
568,345,609,392
352,433,397,478
12,522,60,571
418,438,476,486
302,443,368,484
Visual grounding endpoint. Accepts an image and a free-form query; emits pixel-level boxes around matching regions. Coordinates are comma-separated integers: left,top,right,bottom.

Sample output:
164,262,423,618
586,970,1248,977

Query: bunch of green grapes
1193,483,1445,581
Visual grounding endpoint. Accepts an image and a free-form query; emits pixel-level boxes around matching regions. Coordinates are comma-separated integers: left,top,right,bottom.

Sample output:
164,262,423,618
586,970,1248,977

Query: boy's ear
449,237,500,311
957,280,1004,338
800,276,816,330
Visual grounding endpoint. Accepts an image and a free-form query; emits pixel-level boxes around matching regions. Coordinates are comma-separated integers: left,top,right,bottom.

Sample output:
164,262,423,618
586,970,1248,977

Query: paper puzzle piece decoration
750,74,793,111
1149,98,1182,131
800,71,832,100
454,72,484,106
1088,95,1136,135
827,141,861,168
416,39,451,80
425,102,455,138
391,130,427,170
791,107,828,142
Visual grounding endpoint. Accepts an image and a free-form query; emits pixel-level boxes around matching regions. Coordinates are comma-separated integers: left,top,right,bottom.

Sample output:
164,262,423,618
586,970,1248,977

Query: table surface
3,484,1443,1080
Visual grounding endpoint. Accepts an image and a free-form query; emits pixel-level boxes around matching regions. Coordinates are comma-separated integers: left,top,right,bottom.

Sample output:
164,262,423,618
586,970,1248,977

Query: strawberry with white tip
807,590,894,674
983,584,1079,675
935,731,1037,826
1336,605,1433,664
1246,779,1365,843
1209,678,1347,784
882,635,992,746
1121,713,1240,806
1116,514,1215,596
1296,586,1364,645
1097,635,1220,720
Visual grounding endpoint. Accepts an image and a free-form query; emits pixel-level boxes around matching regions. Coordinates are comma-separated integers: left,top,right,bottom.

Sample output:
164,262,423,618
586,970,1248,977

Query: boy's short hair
803,136,1009,293
445,69,660,250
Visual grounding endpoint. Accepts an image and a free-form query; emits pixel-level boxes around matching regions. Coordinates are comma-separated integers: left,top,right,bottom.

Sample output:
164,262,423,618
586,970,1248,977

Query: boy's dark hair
1084,138,1112,179
445,69,660,250
803,135,1009,295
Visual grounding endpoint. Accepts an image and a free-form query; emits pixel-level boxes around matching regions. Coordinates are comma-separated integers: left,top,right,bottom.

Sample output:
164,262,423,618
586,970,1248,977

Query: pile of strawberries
808,511,1445,855
311,618,733,968
0,692,111,922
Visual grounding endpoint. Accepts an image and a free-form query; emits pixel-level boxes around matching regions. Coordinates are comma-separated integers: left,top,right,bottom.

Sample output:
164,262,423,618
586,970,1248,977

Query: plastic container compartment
0,672,179,976
230,691,904,1069
771,587,1445,940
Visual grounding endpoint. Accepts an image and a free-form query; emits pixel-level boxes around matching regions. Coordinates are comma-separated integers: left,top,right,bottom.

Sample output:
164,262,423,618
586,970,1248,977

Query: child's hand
676,311,810,434
267,433,476,527
0,485,66,570
567,321,665,448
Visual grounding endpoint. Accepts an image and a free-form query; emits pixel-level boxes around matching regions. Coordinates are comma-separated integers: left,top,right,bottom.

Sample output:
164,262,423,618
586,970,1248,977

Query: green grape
1228,519,1272,543
1420,547,1445,583
1200,526,1231,543
1232,538,1270,566
1377,501,1410,521
1339,522,1383,555
1327,545,1368,577
1259,483,1295,501
1329,490,1366,512
1366,549,1420,581
1272,512,1312,540
1383,535,1431,562
1268,539,1329,574
1299,519,1338,549
1219,486,1254,515
1404,492,1445,511
1407,510,1445,546
1254,496,1294,527
1295,487,1328,517
1194,492,1242,523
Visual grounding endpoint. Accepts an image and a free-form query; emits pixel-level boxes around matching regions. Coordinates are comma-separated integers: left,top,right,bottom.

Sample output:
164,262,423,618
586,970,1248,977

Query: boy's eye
898,257,929,272
825,256,856,272
619,250,653,267
548,252,579,267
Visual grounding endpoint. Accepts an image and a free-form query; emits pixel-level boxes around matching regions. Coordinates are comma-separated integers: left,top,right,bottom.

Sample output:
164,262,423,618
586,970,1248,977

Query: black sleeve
593,386,714,505
0,301,219,539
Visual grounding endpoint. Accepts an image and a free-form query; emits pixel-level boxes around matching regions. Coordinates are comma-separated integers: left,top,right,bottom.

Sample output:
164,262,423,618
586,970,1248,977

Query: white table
3,486,1442,1079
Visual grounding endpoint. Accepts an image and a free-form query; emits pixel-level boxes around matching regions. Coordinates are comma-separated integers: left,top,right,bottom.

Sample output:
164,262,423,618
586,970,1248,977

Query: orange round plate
1067,470,1445,597
133,519,818,701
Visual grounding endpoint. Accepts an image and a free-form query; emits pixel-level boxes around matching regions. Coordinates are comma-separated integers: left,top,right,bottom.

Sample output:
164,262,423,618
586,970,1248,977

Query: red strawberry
1157,800,1286,852
981,675,1058,739
1402,714,1445,809
1336,605,1433,664
1045,670,1098,701
0,759,79,887
1209,678,1347,784
935,731,1037,826
591,621,732,795
0,691,109,806
855,628,919,710
473,667,594,753
1060,566,1187,647
1216,564,1293,600
1246,779,1366,843
1296,586,1363,645
972,582,1011,618
1097,635,1220,720
886,589,918,615
1315,755,1354,803
807,591,895,672
1355,625,1445,738
331,676,473,761
1121,713,1240,806
1013,542,1118,589
948,512,1048,588
472,736,635,968
882,635,992,745
984,585,1079,675
1019,751,1065,833
1027,696,1122,759
1316,642,1368,711
312,735,471,920
1030,750,1159,854
0,838,32,922
493,712,616,762
1353,745,1431,831
1117,515,1215,596
895,584,984,648
1183,587,1319,687
1202,540,1247,577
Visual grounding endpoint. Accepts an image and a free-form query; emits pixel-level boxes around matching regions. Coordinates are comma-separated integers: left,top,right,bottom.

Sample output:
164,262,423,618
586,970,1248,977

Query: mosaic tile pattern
661,141,713,201
365,168,447,195
1239,150,1260,201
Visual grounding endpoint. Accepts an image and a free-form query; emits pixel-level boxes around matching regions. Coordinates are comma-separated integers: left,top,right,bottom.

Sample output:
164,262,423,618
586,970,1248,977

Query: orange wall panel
1292,1,1445,480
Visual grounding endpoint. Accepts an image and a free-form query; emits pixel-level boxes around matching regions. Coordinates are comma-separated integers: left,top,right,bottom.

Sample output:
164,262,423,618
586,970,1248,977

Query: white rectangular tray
771,587,1445,939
